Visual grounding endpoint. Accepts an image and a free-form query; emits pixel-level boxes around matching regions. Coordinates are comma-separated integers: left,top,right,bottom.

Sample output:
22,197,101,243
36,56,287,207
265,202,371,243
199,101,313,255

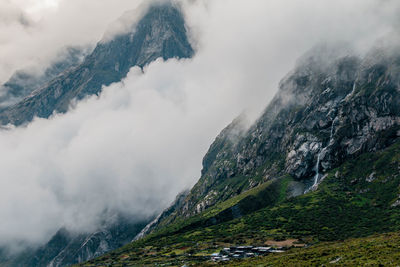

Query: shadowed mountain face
71,43,400,266
139,43,400,235
0,47,89,108
1,216,149,267
0,2,193,126
0,2,194,267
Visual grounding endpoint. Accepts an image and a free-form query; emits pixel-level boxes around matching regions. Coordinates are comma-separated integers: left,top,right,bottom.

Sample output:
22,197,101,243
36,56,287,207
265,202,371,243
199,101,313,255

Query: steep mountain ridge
0,47,89,108
0,1,193,126
0,215,148,267
77,43,400,265
145,43,400,231
0,2,194,267
0,2,398,266
81,138,400,266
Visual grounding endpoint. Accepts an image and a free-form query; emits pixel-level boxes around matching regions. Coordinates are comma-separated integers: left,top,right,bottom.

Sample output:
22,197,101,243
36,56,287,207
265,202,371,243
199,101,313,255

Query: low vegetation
80,140,400,266
205,232,400,266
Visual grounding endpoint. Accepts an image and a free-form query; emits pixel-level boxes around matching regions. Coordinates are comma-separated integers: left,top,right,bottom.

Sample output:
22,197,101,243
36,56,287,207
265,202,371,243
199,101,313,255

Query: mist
0,0,399,252
0,0,144,83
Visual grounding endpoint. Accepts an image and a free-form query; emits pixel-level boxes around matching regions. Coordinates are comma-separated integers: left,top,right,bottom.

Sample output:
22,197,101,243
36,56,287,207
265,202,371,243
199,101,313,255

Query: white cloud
14,0,61,18
0,0,144,83
0,0,399,252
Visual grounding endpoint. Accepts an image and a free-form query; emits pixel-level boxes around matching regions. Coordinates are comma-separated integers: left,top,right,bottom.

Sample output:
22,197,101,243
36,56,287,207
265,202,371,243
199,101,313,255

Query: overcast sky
0,0,399,253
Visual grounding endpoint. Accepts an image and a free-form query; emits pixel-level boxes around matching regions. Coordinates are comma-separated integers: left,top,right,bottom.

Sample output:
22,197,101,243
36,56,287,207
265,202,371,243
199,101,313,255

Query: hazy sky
0,0,399,253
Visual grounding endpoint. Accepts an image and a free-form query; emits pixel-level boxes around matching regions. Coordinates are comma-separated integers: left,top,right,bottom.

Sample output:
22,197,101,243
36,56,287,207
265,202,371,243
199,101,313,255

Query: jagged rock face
0,2,193,126
2,216,148,267
151,44,400,223
0,47,88,108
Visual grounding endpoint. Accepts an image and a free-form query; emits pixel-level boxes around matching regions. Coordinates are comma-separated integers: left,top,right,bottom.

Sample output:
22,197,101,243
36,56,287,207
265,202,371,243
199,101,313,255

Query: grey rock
0,47,89,108
1,215,149,267
149,42,400,228
0,2,193,126
366,172,376,183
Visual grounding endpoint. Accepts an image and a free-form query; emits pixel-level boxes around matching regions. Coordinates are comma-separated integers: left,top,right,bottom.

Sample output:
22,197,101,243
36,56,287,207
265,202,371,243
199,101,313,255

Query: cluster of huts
210,245,285,262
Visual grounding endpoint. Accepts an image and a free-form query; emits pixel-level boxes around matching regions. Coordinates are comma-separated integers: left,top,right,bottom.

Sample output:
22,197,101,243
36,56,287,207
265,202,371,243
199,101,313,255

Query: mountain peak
0,1,194,126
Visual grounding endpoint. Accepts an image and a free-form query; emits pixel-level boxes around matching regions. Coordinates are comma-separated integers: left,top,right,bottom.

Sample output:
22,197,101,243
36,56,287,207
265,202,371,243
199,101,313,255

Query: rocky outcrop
0,47,88,108
1,215,148,267
146,43,400,228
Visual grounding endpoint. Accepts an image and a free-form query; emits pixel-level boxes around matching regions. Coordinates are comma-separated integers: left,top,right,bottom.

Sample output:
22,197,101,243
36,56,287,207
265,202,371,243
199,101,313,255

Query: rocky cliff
0,1,193,126
1,215,148,267
0,47,88,109
146,42,400,230
77,40,400,265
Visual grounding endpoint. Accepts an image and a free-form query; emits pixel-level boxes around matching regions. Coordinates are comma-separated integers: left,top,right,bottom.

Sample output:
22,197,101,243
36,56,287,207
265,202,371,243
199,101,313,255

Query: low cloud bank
0,0,399,252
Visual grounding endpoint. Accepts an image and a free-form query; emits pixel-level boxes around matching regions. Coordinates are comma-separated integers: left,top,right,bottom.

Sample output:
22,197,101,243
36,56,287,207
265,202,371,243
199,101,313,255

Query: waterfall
329,117,337,145
309,117,337,191
306,81,354,192
313,152,321,186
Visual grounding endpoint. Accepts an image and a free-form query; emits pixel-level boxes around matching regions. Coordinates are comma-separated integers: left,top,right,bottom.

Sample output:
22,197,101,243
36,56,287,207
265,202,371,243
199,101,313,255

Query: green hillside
80,140,400,266
208,232,400,266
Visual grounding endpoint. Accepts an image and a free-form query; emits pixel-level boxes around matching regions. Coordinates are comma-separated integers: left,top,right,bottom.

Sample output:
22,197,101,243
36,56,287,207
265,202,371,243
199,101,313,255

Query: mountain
0,2,194,267
83,139,400,266
0,1,193,126
1,215,148,267
0,47,88,108
152,42,400,223
79,42,400,266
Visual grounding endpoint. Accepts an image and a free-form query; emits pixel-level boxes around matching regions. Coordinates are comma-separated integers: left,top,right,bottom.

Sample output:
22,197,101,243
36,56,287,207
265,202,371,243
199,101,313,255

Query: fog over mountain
0,0,143,83
0,0,399,254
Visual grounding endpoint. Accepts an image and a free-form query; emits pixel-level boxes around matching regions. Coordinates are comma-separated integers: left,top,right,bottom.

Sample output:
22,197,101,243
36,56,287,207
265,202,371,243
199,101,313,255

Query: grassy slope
80,140,400,266
204,232,400,266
